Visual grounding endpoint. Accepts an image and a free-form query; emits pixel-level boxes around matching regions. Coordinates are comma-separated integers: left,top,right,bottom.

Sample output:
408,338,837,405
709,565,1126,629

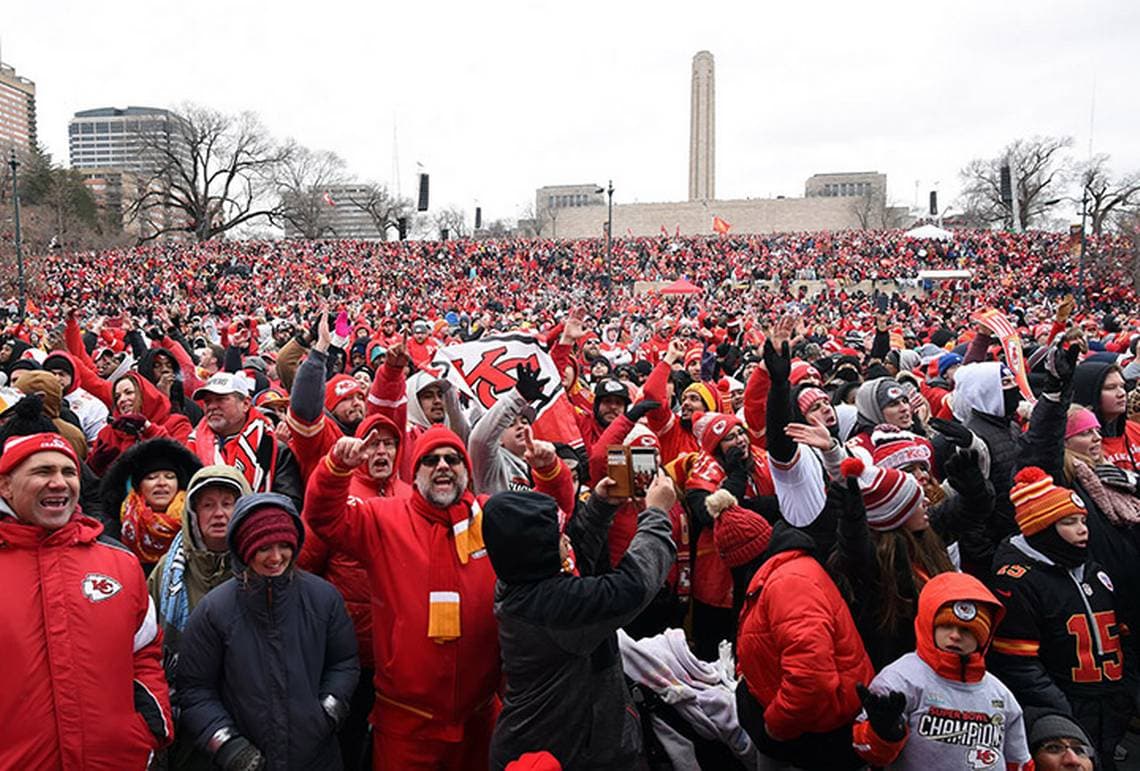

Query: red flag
675,224,681,238
712,215,731,235
323,191,336,207
971,308,1035,403
660,225,669,237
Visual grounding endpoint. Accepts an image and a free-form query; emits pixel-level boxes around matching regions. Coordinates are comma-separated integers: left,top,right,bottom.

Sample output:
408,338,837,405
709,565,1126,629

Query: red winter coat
737,525,873,742
299,460,411,670
88,373,192,475
0,513,172,769
305,445,569,740
304,458,497,740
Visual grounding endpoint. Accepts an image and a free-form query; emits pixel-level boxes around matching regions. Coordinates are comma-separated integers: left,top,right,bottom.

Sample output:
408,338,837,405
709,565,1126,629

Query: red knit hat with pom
841,456,924,531
708,490,773,567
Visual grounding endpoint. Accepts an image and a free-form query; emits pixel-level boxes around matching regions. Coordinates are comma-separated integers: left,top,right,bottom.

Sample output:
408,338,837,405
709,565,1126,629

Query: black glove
215,736,266,771
762,339,792,384
626,399,661,423
1043,343,1080,395
944,449,989,501
1094,464,1139,493
856,683,907,742
112,413,148,436
720,446,750,499
514,364,549,403
929,418,973,450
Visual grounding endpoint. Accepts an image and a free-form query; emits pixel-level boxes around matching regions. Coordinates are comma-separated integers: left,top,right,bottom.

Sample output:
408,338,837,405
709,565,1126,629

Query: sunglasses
419,452,464,469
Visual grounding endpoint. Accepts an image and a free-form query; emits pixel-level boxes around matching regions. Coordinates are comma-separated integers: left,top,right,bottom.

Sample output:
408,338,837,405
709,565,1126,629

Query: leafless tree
848,191,880,230
958,136,1073,228
342,183,413,241
481,218,514,238
432,206,468,239
274,145,347,239
1073,155,1140,235
129,104,292,243
516,204,543,238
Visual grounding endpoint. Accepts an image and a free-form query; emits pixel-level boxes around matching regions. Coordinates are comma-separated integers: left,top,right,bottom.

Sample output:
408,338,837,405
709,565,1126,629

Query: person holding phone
482,471,677,770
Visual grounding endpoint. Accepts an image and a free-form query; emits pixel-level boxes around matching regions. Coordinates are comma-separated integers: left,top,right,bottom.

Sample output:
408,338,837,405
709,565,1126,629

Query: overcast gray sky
6,0,1138,227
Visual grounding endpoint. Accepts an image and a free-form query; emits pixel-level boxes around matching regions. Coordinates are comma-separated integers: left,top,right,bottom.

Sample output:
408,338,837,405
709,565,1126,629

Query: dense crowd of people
2,226,1139,770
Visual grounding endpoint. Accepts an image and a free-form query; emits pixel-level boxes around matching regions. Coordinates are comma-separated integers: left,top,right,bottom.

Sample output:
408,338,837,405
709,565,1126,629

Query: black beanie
482,491,562,583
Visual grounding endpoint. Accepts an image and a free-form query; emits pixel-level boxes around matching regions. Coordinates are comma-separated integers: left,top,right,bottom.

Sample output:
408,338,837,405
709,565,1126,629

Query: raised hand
664,338,687,365
523,432,557,472
330,429,381,469
856,683,907,742
762,338,791,383
644,469,677,512
314,304,332,353
785,422,833,450
514,363,549,403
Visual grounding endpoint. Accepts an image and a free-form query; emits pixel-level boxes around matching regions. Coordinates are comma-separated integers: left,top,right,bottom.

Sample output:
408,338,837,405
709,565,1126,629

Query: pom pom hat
1010,466,1085,536
840,456,923,531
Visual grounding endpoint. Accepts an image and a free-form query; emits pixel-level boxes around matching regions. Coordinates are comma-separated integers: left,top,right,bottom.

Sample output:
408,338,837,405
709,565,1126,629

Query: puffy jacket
43,350,110,442
736,521,873,742
304,457,501,739
484,492,675,770
177,494,360,770
0,510,172,769
89,373,193,474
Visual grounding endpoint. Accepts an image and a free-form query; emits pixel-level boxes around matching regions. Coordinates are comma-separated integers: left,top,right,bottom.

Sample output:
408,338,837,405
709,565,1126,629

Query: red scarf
410,488,485,642
192,409,278,493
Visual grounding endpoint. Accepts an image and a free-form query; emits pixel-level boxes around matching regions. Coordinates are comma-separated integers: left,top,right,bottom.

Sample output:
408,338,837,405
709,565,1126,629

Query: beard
416,466,469,508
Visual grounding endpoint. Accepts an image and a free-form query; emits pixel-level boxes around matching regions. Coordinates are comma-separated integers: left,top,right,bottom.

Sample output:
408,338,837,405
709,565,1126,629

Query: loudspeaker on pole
417,174,430,212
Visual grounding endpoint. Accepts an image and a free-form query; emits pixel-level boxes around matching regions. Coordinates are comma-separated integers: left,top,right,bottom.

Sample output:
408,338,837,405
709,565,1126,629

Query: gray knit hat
1027,713,1092,753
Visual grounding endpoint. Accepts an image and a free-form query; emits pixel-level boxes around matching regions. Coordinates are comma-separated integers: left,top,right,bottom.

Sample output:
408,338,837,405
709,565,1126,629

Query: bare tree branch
957,135,1073,228
273,144,348,238
127,104,291,243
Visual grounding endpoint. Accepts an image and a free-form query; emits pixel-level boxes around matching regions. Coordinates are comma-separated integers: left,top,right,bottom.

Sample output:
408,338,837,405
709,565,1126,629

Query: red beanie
0,432,79,476
709,490,773,567
325,374,363,412
696,412,745,455
412,425,472,475
234,506,298,565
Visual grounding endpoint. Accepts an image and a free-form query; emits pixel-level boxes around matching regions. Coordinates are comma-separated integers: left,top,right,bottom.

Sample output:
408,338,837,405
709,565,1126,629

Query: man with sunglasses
304,423,569,771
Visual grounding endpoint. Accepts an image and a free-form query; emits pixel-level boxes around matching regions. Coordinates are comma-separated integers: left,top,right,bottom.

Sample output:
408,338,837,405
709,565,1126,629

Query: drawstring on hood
914,572,1004,683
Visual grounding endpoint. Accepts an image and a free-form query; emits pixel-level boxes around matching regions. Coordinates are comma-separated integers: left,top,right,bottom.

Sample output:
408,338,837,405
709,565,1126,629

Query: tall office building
68,106,188,173
0,61,36,154
688,51,715,201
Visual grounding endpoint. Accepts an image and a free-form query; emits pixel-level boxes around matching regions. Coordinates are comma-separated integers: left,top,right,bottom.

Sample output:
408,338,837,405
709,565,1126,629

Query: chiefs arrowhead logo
335,379,358,396
82,573,122,603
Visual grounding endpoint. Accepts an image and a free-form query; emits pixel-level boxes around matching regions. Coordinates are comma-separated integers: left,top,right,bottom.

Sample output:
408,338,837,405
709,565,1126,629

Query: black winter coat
484,493,675,771
177,494,359,770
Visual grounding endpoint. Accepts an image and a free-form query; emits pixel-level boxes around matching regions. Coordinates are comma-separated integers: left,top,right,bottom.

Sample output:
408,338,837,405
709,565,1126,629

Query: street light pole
605,179,614,272
1078,182,1089,303
8,149,26,323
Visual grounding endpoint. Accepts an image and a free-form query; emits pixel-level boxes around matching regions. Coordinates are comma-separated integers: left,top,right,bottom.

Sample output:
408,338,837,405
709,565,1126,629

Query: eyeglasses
1039,741,1093,758
419,452,463,469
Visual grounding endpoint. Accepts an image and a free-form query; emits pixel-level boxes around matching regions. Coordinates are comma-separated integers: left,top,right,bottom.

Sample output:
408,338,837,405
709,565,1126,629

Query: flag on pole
323,191,336,207
712,215,731,235
971,308,1035,403
431,334,584,448
660,225,669,237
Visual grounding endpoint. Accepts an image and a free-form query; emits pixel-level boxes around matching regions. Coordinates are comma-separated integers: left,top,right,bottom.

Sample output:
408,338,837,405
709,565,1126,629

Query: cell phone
606,445,632,498
630,447,660,498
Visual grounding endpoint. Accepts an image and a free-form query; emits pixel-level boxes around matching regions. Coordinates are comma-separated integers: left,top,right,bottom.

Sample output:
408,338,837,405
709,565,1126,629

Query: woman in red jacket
88,372,192,474
735,518,874,771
